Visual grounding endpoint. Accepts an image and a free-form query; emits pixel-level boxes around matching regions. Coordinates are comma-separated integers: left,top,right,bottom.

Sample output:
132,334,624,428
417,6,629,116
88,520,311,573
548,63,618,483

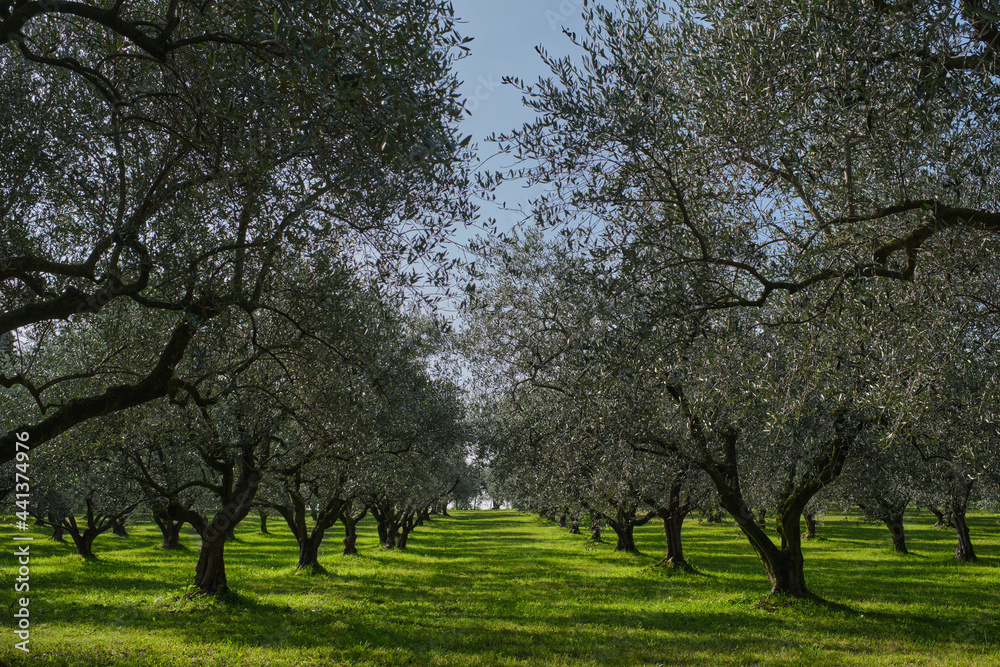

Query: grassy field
0,508,998,666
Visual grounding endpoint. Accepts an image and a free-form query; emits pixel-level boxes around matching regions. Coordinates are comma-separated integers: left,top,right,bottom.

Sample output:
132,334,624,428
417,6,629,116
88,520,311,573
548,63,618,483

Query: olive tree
484,0,1000,312
31,431,143,559
1,0,473,464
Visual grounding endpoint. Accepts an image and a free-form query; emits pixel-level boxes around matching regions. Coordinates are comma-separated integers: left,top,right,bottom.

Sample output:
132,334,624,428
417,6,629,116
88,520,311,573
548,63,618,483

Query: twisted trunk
49,497,138,560
265,488,345,573
858,496,909,554
193,533,229,594
398,509,417,549
174,467,263,596
661,509,690,569
297,532,327,573
802,512,817,540
645,477,694,570
62,519,102,560
152,503,185,549
699,424,855,597
49,512,66,543
371,500,403,549
885,517,908,554
605,505,655,554
951,482,977,563
111,517,129,537
341,506,367,555
589,513,603,543
612,522,637,552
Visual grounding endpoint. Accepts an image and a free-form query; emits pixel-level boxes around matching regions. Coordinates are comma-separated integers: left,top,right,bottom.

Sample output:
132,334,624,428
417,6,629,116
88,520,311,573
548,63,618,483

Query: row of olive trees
15,269,473,595
0,0,474,465
0,1,479,598
463,230,999,597
465,0,1000,598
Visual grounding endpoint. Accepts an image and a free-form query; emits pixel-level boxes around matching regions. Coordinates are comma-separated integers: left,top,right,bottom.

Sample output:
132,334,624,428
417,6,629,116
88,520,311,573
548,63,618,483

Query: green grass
1,509,998,666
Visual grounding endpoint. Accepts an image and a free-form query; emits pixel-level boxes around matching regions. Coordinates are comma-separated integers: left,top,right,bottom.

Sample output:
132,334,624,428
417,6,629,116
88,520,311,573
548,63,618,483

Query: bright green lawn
1,509,998,666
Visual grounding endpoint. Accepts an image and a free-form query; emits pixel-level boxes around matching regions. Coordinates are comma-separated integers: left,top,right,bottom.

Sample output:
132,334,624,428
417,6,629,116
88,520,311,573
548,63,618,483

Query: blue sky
449,0,589,236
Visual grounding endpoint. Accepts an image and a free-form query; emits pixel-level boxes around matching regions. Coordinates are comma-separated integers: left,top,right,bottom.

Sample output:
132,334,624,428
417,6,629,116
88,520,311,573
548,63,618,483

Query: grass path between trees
1,509,998,666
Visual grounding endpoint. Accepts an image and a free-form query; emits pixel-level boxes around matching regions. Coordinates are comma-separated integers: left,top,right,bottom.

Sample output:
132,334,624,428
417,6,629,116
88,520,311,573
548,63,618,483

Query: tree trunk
153,505,185,549
68,528,99,560
51,523,66,543
193,533,229,595
297,532,326,573
441,506,450,517
558,510,567,528
161,520,184,549
607,506,648,553
949,480,978,563
802,512,817,540
372,506,400,549
760,545,808,597
756,508,766,530
885,518,908,553
259,510,270,534
660,511,692,571
398,511,416,549
383,529,397,549
722,492,811,597
568,516,580,534
341,509,365,555
924,504,953,529
953,512,977,562
375,515,389,546
111,517,129,537
703,509,725,523
951,502,977,562
590,516,602,543
611,521,638,552
343,532,358,555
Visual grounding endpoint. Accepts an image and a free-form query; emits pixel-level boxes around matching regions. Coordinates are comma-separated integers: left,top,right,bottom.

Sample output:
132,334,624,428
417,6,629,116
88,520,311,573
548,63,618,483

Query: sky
449,0,590,238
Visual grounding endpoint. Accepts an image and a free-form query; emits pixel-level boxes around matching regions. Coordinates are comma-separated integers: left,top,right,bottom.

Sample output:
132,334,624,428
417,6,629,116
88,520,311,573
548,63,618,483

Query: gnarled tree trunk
49,512,67,543
111,517,129,537
884,514,908,554
700,423,856,598
605,505,654,554
802,512,817,540
259,509,270,535
341,506,367,555
611,522,637,552
297,532,327,573
951,482,977,563
64,523,101,560
661,510,690,569
589,513,603,543
193,532,229,594
152,503,185,549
